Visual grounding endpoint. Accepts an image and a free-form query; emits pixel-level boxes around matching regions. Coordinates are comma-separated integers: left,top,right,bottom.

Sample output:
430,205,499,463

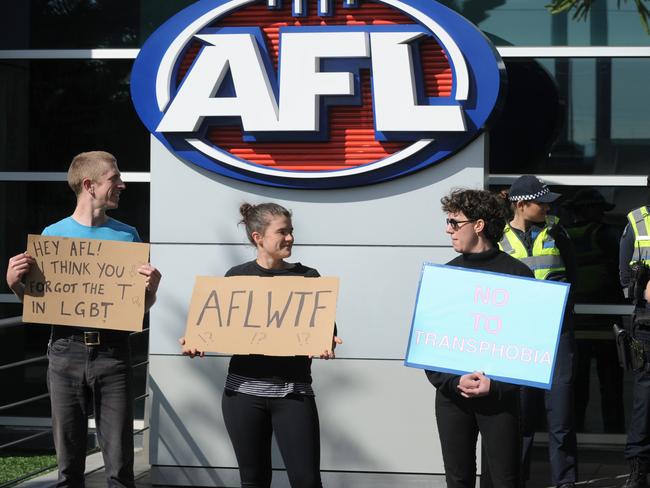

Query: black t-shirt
425,248,534,399
225,260,320,383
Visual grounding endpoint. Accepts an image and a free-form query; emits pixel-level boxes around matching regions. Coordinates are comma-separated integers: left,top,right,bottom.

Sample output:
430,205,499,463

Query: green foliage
547,0,650,33
0,455,57,485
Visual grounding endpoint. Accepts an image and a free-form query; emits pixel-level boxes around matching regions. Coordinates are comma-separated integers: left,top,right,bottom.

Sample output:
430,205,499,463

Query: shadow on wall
148,360,381,480
149,374,229,486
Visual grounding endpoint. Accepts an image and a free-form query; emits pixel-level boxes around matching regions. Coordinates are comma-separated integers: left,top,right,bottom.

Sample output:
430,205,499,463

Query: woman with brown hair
182,202,340,488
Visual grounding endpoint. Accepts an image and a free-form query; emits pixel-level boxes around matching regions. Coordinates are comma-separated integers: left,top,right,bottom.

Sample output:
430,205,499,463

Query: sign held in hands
23,235,150,332
183,276,339,356
404,264,570,389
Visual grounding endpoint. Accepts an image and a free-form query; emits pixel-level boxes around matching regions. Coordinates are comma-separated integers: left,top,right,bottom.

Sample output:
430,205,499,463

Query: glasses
445,218,475,231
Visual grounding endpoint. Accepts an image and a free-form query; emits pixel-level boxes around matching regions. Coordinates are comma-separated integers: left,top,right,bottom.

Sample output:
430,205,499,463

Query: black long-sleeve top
225,260,320,383
425,247,534,399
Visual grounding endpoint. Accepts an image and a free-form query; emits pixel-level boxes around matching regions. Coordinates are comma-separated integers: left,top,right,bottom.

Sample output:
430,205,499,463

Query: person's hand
6,253,34,297
457,372,491,398
645,280,650,302
179,337,205,358
138,263,161,294
318,336,343,359
457,372,480,396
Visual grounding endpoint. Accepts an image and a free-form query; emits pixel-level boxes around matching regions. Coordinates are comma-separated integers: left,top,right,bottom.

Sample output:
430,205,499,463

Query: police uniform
500,218,578,488
619,205,650,487
498,175,578,488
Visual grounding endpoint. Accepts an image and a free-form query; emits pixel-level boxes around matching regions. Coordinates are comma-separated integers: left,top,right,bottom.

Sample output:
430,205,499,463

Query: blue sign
404,264,570,389
130,0,505,189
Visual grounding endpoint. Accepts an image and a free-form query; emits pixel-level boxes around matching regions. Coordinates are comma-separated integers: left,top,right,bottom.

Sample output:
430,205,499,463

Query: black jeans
47,337,134,488
521,329,577,486
221,390,322,488
435,389,520,488
574,337,624,433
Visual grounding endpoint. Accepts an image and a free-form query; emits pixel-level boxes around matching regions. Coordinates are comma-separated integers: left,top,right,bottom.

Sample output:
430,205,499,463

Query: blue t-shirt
42,216,141,243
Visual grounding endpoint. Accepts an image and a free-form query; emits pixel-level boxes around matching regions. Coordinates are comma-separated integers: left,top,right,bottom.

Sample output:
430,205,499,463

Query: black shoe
626,457,649,488
557,484,574,488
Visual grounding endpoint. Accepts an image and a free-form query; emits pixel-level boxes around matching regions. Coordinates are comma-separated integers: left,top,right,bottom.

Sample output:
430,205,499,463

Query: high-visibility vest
565,223,608,296
627,206,650,266
498,216,566,280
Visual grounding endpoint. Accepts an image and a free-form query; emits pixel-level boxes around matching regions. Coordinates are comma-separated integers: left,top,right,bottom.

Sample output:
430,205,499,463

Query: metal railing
0,316,150,487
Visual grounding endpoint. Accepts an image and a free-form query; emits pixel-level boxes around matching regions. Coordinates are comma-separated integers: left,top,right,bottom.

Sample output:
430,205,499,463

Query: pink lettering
505,345,519,360
415,330,424,345
474,286,509,306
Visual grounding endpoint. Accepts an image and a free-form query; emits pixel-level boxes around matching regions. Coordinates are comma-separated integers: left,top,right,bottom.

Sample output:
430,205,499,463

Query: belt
51,328,130,346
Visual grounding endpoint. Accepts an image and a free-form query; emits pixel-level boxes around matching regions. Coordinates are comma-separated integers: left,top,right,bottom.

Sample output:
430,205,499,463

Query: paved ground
15,444,634,488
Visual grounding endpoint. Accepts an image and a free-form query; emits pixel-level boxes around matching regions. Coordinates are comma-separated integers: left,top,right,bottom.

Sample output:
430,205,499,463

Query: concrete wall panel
148,356,446,474
150,136,485,246
149,244,456,357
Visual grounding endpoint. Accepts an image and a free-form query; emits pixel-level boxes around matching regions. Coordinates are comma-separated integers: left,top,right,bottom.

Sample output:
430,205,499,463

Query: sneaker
626,457,649,488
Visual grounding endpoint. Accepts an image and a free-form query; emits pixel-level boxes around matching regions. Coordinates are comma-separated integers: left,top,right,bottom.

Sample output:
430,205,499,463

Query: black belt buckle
83,331,100,346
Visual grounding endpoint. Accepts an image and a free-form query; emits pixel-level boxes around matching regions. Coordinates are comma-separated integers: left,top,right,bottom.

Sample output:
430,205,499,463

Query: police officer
564,189,624,433
619,175,650,488
499,175,578,488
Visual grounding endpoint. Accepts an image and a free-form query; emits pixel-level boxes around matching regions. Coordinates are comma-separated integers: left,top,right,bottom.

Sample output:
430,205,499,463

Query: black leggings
221,390,322,488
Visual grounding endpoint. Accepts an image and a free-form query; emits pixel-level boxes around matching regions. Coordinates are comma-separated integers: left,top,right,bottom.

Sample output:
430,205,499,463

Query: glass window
0,306,51,416
440,0,650,46
0,181,150,295
2,0,649,48
0,59,149,172
490,58,650,175
0,0,194,49
0,303,25,324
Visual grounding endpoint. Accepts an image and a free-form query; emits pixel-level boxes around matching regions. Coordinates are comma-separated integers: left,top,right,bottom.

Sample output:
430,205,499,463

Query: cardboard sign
404,264,570,389
183,276,339,356
23,235,150,332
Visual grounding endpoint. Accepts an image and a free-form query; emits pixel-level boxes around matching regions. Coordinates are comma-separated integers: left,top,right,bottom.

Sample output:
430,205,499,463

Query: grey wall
148,134,486,486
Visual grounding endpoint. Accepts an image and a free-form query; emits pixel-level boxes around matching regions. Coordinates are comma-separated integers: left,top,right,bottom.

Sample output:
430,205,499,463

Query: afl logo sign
131,0,504,188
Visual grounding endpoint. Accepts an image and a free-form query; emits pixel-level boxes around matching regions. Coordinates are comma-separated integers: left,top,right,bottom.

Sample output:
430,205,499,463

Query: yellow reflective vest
627,206,650,266
498,216,566,280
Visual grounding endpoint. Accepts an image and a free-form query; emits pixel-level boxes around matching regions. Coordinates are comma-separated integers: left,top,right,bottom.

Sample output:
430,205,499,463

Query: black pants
435,389,520,488
221,390,322,488
574,338,624,433
625,369,650,461
47,337,134,488
521,329,577,486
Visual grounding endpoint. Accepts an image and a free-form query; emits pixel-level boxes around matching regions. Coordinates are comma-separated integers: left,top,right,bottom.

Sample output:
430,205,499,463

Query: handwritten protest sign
183,276,339,356
404,264,570,389
23,235,150,332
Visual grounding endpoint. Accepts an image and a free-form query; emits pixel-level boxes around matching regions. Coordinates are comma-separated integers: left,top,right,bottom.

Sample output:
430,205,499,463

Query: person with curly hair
426,188,533,488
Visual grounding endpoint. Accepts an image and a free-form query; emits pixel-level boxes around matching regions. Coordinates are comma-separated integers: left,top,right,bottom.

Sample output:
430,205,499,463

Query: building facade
1,0,649,485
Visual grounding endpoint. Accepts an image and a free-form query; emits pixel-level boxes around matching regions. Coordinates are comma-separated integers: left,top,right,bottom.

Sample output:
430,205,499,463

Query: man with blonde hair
6,151,161,488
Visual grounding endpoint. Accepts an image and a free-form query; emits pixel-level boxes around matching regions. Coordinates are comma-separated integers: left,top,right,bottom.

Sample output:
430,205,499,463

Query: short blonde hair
67,151,117,195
